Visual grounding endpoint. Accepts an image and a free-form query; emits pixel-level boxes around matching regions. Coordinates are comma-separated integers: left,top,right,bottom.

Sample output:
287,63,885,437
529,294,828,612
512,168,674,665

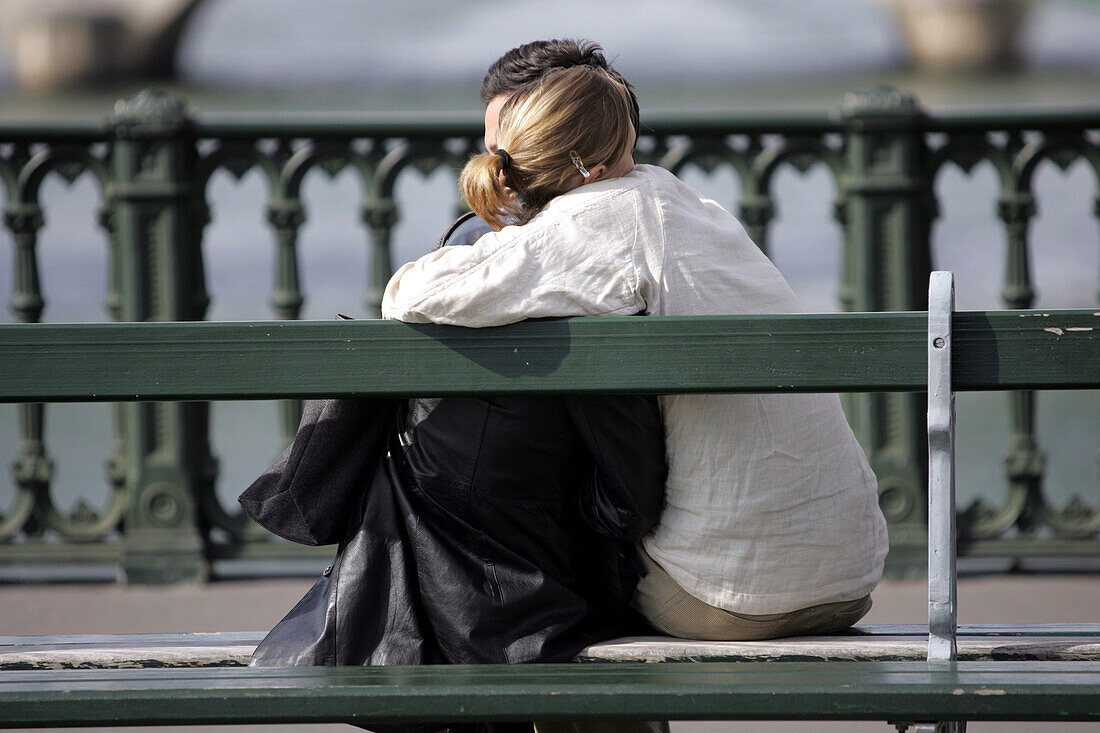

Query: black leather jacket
246,392,665,667
246,217,667,667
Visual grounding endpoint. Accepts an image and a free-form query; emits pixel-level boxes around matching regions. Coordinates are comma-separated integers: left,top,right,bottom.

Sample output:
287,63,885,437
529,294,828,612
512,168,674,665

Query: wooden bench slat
5,627,1100,670
0,631,264,648
1,662,1098,725
4,625,1097,649
578,635,1100,663
2,310,1096,403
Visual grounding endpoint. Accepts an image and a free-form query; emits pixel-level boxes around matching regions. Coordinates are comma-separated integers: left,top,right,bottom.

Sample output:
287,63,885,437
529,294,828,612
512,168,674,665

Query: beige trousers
632,548,872,641
534,554,871,733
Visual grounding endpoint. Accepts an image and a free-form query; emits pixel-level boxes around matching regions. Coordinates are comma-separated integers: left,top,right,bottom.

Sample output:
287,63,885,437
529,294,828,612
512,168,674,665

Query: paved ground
2,572,1098,733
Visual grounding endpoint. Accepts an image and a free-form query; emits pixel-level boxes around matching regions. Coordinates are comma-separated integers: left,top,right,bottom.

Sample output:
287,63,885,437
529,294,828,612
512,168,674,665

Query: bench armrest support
927,271,958,663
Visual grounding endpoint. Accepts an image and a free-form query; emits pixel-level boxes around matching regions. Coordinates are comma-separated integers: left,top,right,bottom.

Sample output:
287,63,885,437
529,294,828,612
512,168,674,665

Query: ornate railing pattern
2,88,1098,582
924,111,1100,559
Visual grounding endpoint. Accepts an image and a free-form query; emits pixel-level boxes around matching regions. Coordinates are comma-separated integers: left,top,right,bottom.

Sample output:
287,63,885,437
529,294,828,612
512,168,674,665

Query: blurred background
2,0,1100,108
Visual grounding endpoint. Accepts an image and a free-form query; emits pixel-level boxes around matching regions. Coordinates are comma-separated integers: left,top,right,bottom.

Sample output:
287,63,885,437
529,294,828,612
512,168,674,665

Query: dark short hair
480,39,640,133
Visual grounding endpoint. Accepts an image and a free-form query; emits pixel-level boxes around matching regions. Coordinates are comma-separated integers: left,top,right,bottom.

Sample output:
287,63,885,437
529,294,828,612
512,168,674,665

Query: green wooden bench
1,272,1098,730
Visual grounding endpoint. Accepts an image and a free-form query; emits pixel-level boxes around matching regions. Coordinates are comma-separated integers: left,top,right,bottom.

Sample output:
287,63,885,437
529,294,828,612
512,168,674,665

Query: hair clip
569,150,591,179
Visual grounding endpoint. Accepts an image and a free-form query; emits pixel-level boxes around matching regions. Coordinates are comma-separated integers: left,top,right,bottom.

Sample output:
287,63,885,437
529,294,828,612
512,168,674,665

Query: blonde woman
384,59,887,641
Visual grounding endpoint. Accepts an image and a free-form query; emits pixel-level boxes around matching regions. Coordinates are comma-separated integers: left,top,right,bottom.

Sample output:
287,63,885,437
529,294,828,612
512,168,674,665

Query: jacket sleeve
563,394,667,543
382,223,642,327
238,398,399,546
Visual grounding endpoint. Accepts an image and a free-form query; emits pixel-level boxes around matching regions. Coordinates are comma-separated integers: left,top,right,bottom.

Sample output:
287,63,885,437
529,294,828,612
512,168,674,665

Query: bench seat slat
4,625,1097,648
4,627,1100,670
2,310,1096,402
1,662,1098,725
578,635,1100,663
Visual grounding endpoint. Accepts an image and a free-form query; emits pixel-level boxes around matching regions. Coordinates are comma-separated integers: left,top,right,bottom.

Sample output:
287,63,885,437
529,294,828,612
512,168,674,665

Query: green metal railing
3,88,1098,582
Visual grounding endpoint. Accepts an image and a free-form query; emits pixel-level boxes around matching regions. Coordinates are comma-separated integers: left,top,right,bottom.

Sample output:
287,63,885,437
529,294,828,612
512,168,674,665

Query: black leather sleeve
563,394,667,543
238,398,399,545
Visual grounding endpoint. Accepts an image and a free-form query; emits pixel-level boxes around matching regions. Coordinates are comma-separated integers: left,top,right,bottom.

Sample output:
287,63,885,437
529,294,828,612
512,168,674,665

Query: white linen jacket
383,164,888,614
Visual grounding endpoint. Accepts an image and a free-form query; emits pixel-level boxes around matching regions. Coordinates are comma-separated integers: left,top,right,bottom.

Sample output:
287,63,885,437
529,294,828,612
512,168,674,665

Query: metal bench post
927,270,958,663
904,271,963,733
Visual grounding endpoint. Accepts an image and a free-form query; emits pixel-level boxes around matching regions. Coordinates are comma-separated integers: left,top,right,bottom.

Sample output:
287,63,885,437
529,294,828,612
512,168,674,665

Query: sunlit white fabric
384,164,888,614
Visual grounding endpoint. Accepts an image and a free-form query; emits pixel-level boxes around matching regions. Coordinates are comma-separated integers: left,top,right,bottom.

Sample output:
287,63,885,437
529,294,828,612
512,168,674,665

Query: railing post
362,197,397,318
109,90,209,584
839,88,933,577
267,198,306,442
4,203,50,540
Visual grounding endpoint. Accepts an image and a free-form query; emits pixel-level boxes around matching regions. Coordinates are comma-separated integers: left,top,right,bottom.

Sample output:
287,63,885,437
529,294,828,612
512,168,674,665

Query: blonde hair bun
461,65,635,230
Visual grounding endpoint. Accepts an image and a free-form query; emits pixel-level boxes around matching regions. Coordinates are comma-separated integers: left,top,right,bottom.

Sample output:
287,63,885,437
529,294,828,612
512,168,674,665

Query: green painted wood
1,310,1096,403
0,662,1097,726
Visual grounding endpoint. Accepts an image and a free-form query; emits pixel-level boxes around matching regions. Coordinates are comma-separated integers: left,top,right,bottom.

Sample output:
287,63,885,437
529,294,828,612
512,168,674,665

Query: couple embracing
243,39,886,676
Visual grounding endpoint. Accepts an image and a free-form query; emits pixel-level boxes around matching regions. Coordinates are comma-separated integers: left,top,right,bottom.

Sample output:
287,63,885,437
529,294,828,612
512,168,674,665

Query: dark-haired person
481,38,640,149
246,41,667,676
441,39,639,248
385,48,888,642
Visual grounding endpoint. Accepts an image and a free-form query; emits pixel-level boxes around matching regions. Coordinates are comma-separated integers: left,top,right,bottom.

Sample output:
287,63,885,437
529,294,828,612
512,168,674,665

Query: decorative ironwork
2,90,1097,581
1,136,123,550
926,116,1100,558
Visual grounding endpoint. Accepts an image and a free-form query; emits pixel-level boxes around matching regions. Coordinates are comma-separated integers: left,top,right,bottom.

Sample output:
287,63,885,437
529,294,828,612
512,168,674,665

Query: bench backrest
1,272,1097,662
2,298,1096,403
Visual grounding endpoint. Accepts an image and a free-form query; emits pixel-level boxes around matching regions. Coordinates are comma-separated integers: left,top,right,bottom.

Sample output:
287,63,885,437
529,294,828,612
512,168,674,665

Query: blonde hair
460,65,635,230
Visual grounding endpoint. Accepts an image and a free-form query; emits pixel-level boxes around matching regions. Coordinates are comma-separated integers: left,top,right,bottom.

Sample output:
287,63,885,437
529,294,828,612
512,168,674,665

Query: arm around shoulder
382,232,547,327
382,214,644,326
